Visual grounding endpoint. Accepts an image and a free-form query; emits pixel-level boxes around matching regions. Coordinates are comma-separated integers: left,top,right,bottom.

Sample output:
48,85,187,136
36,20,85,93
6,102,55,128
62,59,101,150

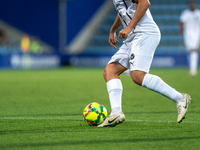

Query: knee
131,70,146,86
103,62,127,82
103,66,114,81
131,73,140,85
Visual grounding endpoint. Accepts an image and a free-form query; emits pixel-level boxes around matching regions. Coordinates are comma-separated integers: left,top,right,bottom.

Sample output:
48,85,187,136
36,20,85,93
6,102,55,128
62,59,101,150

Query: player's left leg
129,33,191,123
130,70,184,104
142,73,191,123
131,64,191,123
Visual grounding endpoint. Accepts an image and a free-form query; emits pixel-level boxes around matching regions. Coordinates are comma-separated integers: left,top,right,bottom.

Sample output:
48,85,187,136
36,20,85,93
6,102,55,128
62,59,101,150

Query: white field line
1,117,200,124
127,119,200,124
0,117,83,121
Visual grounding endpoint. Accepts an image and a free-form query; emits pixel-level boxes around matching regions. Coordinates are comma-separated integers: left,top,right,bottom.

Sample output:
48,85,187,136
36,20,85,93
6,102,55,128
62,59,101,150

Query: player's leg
143,73,191,123
130,70,185,104
98,45,129,127
142,73,191,123
103,62,126,116
98,62,126,127
130,70,191,123
129,33,191,123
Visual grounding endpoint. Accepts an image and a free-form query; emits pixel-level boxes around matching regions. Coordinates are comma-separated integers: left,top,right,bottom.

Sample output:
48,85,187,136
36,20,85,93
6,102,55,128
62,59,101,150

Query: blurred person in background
0,28,7,46
0,27,10,47
179,0,200,77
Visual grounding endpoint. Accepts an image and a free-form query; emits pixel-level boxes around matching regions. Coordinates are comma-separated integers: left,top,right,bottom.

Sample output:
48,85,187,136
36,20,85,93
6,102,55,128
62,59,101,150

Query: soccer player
98,0,191,127
178,0,200,77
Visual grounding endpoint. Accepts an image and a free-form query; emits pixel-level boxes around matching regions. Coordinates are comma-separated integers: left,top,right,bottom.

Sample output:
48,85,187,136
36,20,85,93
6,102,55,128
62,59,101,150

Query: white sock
189,51,199,74
142,74,183,104
106,79,123,115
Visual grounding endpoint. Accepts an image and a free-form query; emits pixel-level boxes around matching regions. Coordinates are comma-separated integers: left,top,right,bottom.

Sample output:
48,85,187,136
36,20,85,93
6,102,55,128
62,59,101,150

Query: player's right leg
98,44,129,127
98,62,126,127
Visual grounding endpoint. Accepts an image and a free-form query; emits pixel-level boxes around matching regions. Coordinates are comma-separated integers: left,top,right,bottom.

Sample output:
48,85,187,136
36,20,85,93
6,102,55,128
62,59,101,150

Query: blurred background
0,0,199,69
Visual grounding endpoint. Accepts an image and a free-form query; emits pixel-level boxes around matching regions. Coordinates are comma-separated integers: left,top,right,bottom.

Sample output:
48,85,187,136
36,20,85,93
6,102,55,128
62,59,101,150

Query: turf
0,67,199,150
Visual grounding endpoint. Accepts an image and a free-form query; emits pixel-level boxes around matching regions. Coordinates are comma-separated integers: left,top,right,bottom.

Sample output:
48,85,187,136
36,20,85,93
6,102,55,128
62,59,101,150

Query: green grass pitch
0,67,199,150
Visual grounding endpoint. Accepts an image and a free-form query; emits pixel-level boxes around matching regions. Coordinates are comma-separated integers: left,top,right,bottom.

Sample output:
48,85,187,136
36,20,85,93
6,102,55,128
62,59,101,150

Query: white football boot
97,112,125,127
176,93,191,123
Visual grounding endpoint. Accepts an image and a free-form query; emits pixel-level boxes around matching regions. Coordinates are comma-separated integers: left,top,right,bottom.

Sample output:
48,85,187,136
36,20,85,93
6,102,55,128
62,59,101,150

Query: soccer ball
83,102,107,126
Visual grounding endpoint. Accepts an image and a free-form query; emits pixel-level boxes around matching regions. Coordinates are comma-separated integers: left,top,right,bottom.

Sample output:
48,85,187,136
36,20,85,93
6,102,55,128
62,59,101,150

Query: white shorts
108,33,160,74
184,32,200,51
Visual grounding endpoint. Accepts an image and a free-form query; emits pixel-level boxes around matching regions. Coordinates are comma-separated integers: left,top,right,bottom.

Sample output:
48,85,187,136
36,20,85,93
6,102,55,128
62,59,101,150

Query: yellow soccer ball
83,102,107,126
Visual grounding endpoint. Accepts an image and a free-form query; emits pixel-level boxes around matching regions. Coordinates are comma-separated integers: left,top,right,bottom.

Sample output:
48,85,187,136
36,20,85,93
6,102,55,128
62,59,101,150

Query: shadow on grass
0,124,86,135
1,136,200,149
